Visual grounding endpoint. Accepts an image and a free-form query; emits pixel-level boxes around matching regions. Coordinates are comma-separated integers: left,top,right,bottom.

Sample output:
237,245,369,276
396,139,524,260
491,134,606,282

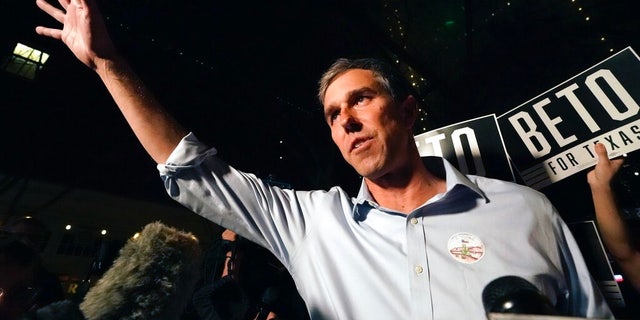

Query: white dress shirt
158,132,613,320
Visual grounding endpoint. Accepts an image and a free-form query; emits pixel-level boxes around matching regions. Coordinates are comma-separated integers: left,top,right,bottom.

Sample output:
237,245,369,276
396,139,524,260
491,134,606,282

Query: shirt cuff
156,132,218,175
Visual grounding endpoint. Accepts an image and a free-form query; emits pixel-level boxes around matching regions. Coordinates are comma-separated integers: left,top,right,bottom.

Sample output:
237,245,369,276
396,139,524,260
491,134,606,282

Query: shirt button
414,266,424,274
410,218,418,225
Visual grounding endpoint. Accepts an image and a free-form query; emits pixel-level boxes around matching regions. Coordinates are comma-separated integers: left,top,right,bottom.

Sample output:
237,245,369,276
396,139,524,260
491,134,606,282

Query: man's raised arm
35,0,187,164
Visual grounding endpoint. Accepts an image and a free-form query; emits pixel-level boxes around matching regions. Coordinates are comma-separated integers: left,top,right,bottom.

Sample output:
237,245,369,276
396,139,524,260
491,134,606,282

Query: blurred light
614,274,624,282
101,229,107,236
65,225,72,230
13,43,50,63
4,43,50,80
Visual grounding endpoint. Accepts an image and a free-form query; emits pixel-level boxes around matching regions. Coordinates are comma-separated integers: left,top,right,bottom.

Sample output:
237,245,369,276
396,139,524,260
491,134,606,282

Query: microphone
21,221,202,320
482,275,559,317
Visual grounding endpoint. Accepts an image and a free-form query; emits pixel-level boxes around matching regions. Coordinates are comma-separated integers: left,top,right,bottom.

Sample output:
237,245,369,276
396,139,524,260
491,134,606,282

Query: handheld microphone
22,221,202,320
482,275,558,316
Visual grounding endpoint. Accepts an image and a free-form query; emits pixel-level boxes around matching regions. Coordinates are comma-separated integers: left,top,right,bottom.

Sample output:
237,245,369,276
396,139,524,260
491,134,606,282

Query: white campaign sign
414,114,515,182
497,47,640,189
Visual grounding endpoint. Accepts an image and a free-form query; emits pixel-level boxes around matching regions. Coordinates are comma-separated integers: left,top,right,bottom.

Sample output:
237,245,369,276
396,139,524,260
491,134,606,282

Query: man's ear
399,95,418,128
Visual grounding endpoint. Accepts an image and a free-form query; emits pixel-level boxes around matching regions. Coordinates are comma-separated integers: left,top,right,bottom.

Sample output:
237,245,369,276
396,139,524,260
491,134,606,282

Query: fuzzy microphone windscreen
79,221,202,320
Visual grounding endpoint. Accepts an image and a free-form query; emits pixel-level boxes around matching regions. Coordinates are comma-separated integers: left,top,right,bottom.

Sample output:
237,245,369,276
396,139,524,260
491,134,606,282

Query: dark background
3,1,640,316
0,0,640,318
3,0,640,221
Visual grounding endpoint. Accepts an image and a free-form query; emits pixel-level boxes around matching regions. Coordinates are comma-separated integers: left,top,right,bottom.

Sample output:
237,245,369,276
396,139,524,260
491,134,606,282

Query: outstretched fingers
57,0,70,10
35,26,62,40
36,0,66,23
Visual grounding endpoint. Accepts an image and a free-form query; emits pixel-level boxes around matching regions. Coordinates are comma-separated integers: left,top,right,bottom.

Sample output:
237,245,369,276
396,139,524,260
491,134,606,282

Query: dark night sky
2,0,640,221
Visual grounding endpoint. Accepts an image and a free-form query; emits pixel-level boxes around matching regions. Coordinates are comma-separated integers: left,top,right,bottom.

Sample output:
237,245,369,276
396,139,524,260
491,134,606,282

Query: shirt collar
352,156,488,219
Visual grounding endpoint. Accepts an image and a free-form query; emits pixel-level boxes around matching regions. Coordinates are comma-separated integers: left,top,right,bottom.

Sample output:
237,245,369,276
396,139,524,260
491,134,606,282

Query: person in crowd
3,217,51,253
587,142,640,292
0,236,47,320
191,229,308,320
34,0,613,318
1,217,64,317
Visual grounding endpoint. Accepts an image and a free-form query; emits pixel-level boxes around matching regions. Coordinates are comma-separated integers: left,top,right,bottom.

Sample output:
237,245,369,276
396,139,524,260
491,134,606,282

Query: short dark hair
317,58,413,105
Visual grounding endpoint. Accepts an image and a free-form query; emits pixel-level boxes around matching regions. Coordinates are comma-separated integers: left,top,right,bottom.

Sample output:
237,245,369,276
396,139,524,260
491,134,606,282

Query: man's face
323,69,414,180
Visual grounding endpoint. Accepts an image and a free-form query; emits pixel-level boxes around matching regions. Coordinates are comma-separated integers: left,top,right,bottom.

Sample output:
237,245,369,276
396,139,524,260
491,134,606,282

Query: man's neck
365,160,446,214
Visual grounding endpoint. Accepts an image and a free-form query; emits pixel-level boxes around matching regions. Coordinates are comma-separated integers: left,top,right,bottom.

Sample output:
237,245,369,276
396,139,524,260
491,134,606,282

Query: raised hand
35,0,117,71
587,142,625,191
35,0,186,163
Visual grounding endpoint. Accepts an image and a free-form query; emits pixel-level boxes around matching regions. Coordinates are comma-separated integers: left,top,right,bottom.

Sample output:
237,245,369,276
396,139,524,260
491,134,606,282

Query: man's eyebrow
324,85,383,117
323,105,337,117
349,87,377,97
325,87,376,107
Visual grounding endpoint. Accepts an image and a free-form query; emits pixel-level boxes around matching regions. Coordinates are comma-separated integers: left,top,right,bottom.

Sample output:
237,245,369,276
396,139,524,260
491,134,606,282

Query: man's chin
356,167,385,181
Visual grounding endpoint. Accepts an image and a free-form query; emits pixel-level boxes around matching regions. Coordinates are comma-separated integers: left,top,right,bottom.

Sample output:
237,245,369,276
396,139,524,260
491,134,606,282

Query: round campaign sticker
447,232,485,264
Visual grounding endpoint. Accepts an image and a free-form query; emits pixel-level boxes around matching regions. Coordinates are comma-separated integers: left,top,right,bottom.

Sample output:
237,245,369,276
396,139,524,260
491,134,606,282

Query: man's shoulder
471,174,546,197
299,185,354,201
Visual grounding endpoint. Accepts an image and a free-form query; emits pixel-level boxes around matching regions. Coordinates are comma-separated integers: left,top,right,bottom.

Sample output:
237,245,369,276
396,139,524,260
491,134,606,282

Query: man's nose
339,109,362,133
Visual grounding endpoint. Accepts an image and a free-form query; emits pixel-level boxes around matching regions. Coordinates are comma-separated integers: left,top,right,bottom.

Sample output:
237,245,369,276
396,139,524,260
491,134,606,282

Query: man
191,228,308,320
2,217,51,253
1,217,64,312
0,237,41,320
587,142,640,292
35,0,613,318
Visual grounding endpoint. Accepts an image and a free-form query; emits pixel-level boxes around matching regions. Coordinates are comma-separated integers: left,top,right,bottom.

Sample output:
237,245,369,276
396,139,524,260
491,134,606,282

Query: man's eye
355,96,370,105
329,111,339,122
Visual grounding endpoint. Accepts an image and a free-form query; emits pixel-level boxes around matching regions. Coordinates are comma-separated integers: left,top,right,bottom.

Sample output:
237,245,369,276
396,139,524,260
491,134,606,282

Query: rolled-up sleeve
157,132,218,197
156,132,308,262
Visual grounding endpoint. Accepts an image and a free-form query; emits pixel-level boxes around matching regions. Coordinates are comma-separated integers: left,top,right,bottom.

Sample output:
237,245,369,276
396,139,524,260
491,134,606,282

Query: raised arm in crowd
35,0,185,163
587,142,640,292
